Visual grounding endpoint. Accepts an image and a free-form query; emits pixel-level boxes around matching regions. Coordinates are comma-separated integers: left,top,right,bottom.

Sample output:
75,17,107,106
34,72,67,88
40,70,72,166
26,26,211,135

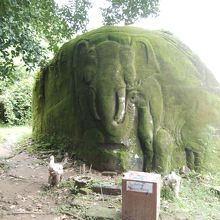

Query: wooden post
83,163,86,174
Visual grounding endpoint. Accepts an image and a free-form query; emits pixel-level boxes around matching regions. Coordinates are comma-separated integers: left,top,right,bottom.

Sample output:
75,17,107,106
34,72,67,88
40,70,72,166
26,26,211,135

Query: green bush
0,77,33,125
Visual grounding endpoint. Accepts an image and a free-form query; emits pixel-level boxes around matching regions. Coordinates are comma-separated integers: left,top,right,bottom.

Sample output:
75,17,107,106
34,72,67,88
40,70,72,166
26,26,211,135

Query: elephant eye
129,92,138,103
88,49,96,56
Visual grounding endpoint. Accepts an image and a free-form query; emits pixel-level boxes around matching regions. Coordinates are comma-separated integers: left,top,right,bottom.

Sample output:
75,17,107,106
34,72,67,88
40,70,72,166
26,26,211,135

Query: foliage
102,0,159,25
201,126,220,174
0,69,33,125
0,0,91,76
0,0,160,77
161,185,175,201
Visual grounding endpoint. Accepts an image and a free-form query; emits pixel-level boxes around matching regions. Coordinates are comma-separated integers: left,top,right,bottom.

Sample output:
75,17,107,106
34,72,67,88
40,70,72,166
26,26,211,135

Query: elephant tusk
89,88,101,120
114,88,126,124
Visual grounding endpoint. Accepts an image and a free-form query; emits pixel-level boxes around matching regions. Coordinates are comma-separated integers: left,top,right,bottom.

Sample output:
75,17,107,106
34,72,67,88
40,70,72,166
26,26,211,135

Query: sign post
122,171,161,220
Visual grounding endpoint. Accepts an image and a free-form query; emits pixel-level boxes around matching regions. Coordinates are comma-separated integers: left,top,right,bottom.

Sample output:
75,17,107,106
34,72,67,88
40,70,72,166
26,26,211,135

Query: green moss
32,26,220,173
75,143,130,172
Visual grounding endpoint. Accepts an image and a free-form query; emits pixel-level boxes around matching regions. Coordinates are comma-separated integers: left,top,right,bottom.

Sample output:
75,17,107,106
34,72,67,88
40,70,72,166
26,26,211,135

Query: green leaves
0,66,33,125
0,0,92,77
0,77,33,125
0,0,160,77
102,0,160,25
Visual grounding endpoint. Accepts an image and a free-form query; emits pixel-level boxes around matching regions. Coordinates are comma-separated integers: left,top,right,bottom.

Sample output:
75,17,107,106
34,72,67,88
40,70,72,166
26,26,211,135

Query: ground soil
0,135,122,220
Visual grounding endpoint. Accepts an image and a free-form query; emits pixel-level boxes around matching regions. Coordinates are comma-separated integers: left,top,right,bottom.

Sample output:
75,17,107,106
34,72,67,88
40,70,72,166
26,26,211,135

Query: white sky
59,0,220,82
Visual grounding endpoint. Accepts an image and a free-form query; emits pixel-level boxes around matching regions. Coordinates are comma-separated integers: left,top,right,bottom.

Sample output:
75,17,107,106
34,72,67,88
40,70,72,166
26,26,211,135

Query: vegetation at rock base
160,171,220,219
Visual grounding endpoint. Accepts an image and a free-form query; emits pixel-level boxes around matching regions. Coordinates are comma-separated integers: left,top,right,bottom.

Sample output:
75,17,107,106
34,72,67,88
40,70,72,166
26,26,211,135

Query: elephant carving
72,38,173,172
32,26,220,173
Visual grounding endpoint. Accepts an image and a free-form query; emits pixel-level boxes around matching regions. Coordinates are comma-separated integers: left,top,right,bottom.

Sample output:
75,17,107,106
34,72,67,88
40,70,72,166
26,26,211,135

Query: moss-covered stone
32,26,220,173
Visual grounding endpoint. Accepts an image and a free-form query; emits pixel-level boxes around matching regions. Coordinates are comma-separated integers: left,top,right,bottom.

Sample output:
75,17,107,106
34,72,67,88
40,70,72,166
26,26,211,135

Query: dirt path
0,126,31,158
0,152,68,220
0,132,121,220
0,133,17,158
0,151,122,220
0,129,73,220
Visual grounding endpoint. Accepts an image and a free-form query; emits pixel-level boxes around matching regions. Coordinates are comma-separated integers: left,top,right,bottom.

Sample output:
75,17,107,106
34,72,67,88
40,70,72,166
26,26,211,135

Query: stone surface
91,184,121,195
174,211,189,220
33,26,220,173
85,206,121,220
159,213,175,220
194,215,205,220
211,186,220,195
102,171,118,177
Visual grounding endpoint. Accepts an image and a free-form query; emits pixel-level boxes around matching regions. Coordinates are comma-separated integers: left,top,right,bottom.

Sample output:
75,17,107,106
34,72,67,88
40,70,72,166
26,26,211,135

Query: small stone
159,213,175,220
36,203,42,209
26,206,32,211
194,215,205,220
9,205,16,209
61,214,68,220
175,211,189,220
102,171,117,177
68,198,83,208
13,201,18,205
79,187,92,195
91,184,121,195
86,206,121,220
2,206,10,211
211,186,220,195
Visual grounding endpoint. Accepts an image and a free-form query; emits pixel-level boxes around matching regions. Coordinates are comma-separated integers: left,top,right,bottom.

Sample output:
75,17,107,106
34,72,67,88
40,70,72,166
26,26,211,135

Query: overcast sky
134,0,220,82
59,0,220,82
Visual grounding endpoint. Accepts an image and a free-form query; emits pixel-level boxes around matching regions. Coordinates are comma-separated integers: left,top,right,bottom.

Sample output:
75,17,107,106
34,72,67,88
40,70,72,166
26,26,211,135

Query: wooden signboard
122,171,161,220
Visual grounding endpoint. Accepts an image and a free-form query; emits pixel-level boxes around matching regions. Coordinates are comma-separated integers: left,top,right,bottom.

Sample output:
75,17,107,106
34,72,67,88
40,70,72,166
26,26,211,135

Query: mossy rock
32,26,220,173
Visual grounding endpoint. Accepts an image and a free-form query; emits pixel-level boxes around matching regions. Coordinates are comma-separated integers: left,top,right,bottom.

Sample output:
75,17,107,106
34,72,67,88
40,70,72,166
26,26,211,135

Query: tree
0,0,159,77
102,0,159,25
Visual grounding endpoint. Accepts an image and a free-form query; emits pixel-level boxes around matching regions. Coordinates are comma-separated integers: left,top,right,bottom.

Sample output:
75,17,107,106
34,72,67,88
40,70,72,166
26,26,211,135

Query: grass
0,124,32,156
0,124,32,144
161,172,220,220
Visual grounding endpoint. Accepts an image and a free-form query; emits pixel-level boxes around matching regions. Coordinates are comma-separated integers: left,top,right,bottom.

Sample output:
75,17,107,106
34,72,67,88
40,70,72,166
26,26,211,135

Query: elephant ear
73,40,89,69
73,40,97,84
134,38,160,77
119,45,136,89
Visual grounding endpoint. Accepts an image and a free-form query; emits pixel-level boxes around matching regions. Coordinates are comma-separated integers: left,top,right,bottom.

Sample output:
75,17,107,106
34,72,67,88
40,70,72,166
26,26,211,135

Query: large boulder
32,26,220,173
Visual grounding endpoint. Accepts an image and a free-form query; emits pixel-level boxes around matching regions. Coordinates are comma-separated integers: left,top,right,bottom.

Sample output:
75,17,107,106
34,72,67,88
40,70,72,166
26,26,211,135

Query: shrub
0,77,33,125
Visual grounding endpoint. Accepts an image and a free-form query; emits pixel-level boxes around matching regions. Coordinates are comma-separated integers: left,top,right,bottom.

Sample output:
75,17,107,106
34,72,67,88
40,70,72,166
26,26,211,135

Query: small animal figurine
163,171,182,197
48,155,63,186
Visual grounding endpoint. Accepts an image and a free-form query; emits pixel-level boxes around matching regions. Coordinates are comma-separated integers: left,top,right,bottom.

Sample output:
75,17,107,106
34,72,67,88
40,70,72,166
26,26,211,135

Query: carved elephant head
74,40,138,142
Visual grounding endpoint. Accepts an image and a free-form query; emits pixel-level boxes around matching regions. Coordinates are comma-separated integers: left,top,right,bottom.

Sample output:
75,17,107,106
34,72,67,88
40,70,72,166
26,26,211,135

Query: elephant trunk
89,86,126,130
89,87,101,120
